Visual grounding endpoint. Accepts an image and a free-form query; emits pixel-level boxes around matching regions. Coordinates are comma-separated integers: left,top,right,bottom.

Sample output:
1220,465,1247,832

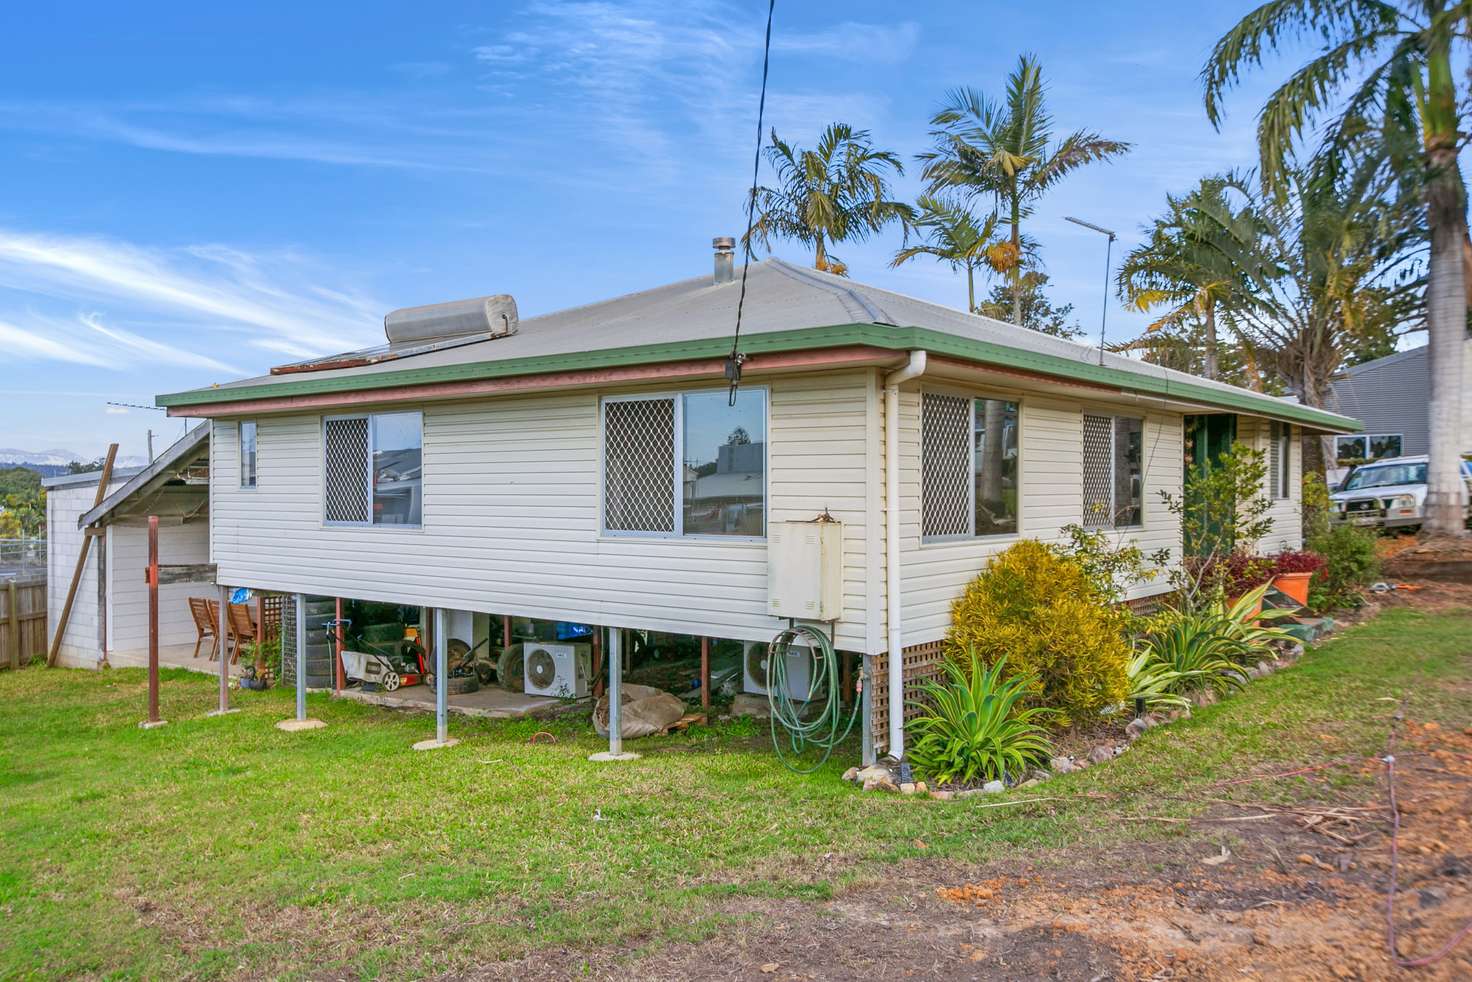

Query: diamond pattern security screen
1081,414,1113,528
922,393,971,537
604,398,676,533
324,417,370,524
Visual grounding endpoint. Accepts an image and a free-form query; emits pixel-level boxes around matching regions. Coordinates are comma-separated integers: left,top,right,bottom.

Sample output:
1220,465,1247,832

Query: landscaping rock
1125,718,1149,741
1018,778,1040,789
1028,768,1052,783
982,779,1005,794
929,789,955,801
956,788,987,798
899,782,917,795
1089,744,1115,764
863,776,897,793
730,693,772,718
842,766,860,783
1192,689,1219,708
915,781,928,794
1050,756,1076,774
856,764,893,784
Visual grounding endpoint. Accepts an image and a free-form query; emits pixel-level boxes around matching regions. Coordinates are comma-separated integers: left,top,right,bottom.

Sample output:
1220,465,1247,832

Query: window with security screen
922,391,1019,539
323,413,422,526
603,397,677,533
1082,413,1143,528
602,389,766,537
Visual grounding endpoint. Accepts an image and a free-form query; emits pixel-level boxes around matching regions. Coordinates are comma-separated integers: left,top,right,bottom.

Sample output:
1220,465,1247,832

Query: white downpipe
883,350,927,759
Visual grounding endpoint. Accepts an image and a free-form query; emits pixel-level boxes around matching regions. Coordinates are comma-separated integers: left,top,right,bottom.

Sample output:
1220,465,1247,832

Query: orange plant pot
1273,571,1313,606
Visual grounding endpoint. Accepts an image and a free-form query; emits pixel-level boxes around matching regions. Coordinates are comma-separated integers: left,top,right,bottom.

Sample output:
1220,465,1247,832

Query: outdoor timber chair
226,603,257,665
188,597,220,660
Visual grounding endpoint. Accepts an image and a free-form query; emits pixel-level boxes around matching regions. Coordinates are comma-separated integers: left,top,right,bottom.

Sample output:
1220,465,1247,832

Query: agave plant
1142,614,1250,695
1213,582,1296,658
906,653,1055,786
1126,646,1192,713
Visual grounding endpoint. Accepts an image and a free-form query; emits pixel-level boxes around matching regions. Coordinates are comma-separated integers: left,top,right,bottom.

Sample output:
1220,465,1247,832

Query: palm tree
1116,177,1259,380
1202,0,1466,534
1199,163,1424,480
889,196,1011,312
919,54,1130,325
744,123,913,276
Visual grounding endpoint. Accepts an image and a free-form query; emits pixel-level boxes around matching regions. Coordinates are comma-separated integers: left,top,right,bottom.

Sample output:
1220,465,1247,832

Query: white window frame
920,387,1023,543
321,411,423,529
598,387,769,542
1083,412,1145,531
239,420,257,490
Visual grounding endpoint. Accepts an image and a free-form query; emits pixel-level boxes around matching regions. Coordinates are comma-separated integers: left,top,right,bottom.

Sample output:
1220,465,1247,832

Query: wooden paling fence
1,576,46,669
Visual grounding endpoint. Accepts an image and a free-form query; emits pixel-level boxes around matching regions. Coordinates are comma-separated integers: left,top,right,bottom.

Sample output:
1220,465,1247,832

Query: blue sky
0,1,1307,460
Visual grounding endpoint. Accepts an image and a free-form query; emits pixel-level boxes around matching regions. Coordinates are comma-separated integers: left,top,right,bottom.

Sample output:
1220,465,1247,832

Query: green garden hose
766,625,862,774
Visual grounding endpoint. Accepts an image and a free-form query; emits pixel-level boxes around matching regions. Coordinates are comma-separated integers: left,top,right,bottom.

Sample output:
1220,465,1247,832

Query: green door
1183,414,1237,556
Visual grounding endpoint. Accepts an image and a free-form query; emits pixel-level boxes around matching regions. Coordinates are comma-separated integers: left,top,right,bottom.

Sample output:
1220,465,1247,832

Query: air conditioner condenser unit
742,641,816,702
523,641,590,699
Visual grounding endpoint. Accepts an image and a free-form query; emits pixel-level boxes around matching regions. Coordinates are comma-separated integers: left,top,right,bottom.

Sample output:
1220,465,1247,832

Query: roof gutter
156,323,1362,433
883,350,926,759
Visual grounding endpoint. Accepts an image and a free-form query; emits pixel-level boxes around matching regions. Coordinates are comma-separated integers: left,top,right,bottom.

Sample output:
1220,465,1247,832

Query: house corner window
1082,413,1143,528
602,388,766,537
323,411,422,526
239,421,257,489
1269,421,1292,499
921,392,1019,539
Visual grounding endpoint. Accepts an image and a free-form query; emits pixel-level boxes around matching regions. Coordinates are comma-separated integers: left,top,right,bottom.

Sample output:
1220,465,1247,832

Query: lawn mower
340,627,427,692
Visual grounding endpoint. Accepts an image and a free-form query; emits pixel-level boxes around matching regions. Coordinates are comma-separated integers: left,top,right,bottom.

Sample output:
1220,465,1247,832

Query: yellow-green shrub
946,539,1130,723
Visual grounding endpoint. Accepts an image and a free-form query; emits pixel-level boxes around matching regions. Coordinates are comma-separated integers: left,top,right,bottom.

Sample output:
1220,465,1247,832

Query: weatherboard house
155,244,1359,759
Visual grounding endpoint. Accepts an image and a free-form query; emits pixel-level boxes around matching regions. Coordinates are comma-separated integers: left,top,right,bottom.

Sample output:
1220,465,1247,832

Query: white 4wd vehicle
1330,455,1472,530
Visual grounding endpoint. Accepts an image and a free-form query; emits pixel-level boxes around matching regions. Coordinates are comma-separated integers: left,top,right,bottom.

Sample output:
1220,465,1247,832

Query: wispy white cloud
0,229,382,376
466,2,911,185
774,21,920,64
0,317,111,367
104,405,129,415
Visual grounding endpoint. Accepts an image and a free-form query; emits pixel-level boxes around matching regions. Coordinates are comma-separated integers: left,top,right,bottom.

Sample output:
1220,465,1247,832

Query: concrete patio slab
334,681,565,720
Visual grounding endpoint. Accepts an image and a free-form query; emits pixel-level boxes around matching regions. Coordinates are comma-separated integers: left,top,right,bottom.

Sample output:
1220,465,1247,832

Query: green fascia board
156,322,1362,432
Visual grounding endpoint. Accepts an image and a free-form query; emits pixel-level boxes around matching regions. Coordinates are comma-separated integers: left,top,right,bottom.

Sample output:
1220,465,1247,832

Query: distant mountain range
0,448,148,477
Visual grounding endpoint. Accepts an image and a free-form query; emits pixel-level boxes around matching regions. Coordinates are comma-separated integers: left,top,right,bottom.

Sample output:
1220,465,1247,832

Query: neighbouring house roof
156,258,1361,433
78,422,211,528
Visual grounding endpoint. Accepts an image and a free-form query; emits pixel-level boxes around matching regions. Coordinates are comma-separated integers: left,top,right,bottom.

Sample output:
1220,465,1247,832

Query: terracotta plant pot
1229,593,1264,620
1273,571,1313,606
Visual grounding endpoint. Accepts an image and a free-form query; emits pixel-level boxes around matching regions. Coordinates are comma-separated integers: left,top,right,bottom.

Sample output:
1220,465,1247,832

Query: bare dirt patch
456,597,1472,982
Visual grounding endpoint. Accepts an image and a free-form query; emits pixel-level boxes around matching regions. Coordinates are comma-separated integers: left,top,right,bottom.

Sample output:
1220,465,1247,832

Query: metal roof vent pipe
713,236,735,285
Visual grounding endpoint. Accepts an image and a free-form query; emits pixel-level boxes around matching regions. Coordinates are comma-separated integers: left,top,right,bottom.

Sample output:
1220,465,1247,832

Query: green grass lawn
2,607,1469,979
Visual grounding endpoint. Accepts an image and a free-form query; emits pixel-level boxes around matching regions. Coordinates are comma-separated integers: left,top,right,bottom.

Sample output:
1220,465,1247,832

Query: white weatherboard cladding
107,519,210,653
45,480,126,667
1239,417,1304,555
898,384,1184,646
210,371,874,651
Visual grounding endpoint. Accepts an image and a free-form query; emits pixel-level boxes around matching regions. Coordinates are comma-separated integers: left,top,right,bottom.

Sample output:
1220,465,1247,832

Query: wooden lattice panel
870,640,947,756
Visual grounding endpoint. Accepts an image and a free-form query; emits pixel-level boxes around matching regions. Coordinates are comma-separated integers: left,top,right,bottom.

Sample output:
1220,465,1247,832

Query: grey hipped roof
157,258,1360,432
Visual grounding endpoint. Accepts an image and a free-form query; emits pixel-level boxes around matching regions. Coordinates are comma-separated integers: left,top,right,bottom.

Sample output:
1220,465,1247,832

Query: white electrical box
768,519,843,621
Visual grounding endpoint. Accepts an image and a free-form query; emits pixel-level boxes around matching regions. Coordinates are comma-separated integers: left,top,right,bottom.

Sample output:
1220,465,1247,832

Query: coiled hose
766,625,862,773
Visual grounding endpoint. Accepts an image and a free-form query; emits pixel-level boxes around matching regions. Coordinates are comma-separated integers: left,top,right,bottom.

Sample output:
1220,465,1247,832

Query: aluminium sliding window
920,391,1019,539
601,388,766,537
1082,414,1143,528
323,411,422,526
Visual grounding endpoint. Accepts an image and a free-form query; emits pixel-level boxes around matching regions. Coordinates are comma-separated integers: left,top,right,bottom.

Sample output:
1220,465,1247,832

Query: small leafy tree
1158,442,1274,603
947,539,1131,723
